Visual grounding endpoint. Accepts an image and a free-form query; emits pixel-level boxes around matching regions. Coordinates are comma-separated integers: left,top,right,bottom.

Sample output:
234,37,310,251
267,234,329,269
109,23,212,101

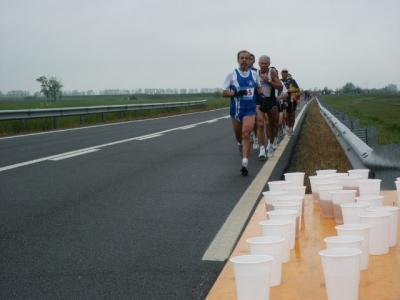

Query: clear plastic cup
230,255,273,300
309,175,332,203
348,169,370,180
319,248,362,300
340,202,370,224
357,179,381,196
284,172,305,186
339,175,363,196
336,224,371,270
267,180,291,191
267,210,297,249
318,185,343,218
272,202,302,239
262,190,289,212
330,190,357,224
367,206,399,247
259,219,292,263
247,236,284,287
359,211,391,255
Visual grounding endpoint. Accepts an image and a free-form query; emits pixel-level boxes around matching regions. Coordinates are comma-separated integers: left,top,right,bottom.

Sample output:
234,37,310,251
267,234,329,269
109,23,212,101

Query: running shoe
288,129,293,137
267,145,274,158
253,137,259,149
273,138,278,149
258,147,266,159
240,159,248,176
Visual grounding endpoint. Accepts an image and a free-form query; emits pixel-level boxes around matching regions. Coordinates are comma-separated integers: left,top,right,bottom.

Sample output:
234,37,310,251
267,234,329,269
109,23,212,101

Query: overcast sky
1,0,400,94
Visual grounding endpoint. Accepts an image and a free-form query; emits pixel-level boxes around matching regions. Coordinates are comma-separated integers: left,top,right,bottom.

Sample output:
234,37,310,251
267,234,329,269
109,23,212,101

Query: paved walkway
206,190,400,300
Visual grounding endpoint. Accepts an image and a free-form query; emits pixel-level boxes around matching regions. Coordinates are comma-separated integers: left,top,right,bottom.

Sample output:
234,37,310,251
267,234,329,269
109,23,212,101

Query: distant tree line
312,83,398,95
1,78,398,99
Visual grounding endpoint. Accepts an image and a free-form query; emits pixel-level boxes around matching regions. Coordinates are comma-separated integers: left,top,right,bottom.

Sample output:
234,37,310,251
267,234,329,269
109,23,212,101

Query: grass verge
288,101,353,194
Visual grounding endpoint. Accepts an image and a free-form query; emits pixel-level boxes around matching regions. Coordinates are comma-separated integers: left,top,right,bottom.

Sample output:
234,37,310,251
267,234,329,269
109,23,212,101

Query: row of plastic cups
319,208,399,300
230,218,294,299
263,184,306,216
311,176,382,203
339,207,398,254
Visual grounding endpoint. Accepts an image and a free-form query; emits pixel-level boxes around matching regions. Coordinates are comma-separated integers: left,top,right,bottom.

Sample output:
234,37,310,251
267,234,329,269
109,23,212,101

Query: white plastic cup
355,195,384,207
319,248,362,300
348,169,370,180
272,202,302,239
276,195,304,230
324,235,364,278
230,255,273,300
330,190,357,224
340,202,370,224
262,191,289,212
357,179,381,196
315,169,337,175
327,172,349,180
259,219,292,263
267,210,297,249
315,181,340,205
284,172,305,186
318,185,343,218
309,175,332,203
247,236,284,287
336,224,371,270
339,175,363,196
281,185,306,216
267,180,291,191
396,181,400,204
367,206,399,247
359,211,391,255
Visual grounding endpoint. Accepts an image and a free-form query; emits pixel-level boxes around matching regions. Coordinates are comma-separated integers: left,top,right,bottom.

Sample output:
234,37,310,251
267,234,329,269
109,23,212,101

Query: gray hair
258,55,270,62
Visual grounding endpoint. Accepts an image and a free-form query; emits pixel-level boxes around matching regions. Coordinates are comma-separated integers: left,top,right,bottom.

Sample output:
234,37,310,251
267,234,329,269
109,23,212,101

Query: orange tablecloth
206,190,400,300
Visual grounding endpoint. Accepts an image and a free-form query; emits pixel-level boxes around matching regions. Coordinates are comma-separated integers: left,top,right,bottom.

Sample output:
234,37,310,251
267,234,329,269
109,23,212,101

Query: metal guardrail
317,98,400,190
0,100,207,129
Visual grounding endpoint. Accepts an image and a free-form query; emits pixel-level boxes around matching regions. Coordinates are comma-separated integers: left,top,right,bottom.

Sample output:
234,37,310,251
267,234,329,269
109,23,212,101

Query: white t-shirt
275,80,288,97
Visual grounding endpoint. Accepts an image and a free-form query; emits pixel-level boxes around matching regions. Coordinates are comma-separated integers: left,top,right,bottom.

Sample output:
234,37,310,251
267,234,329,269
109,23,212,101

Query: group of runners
222,50,301,176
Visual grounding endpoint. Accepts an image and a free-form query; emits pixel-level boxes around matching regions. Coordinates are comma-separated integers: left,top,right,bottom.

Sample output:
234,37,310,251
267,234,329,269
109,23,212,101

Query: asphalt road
0,109,268,300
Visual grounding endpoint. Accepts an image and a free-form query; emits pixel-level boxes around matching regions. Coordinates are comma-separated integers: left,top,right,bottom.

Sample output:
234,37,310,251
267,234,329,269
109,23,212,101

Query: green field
321,93,400,145
0,93,228,135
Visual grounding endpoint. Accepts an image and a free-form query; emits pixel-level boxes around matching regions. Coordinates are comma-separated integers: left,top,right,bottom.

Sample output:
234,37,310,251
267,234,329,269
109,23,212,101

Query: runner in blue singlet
222,50,263,176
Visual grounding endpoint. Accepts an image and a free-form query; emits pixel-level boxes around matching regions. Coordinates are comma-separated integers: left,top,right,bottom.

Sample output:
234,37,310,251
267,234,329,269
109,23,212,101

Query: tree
341,82,355,94
386,84,398,92
36,76,63,101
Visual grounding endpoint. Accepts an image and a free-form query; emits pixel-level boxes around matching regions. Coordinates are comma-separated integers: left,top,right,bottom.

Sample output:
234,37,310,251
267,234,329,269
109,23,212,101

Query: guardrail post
120,112,124,119
54,117,58,129
102,113,106,122
21,119,26,131
135,110,138,117
366,126,378,147
148,109,151,116
80,115,84,125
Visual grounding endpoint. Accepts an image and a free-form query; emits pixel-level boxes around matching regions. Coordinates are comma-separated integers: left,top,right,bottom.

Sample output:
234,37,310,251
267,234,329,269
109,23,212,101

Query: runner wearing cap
280,69,300,137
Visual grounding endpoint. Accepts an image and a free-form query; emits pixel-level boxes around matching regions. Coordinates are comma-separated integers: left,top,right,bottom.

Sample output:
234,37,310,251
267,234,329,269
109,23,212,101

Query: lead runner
222,50,263,176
